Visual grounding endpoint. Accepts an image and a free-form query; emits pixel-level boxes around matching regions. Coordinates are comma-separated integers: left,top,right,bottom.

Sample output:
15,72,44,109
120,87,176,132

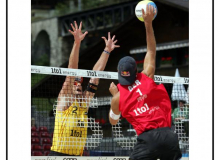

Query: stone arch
32,30,51,66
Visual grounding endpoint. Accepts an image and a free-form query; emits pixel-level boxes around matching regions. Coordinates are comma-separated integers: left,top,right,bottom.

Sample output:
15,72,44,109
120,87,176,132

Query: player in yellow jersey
49,21,120,156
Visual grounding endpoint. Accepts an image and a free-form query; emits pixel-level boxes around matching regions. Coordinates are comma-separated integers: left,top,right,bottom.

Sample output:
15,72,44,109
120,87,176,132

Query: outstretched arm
68,21,88,69
57,21,88,110
93,32,119,74
85,32,120,98
141,5,157,80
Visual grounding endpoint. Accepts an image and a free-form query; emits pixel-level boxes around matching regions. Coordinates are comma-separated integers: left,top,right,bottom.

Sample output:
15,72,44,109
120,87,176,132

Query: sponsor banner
154,75,189,84
31,156,189,160
31,65,189,84
31,156,129,160
31,65,117,80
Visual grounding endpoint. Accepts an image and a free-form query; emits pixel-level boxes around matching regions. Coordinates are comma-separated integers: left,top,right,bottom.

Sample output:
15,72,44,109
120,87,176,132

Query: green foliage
31,53,50,87
31,74,47,87
32,53,50,66
32,98,56,112
82,0,104,9
55,2,70,15
81,0,130,10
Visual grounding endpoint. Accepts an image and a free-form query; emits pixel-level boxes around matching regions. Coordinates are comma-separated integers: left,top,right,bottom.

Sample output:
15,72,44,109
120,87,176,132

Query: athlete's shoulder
140,71,155,81
138,72,148,79
138,72,154,82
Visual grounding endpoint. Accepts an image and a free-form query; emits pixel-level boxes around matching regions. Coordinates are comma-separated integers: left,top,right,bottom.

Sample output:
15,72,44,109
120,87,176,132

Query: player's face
72,77,83,95
179,102,184,108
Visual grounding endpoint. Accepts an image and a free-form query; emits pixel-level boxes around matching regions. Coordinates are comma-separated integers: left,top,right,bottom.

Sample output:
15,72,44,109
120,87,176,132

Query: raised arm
94,32,119,74
141,5,157,80
57,21,88,110
85,32,120,98
68,21,88,69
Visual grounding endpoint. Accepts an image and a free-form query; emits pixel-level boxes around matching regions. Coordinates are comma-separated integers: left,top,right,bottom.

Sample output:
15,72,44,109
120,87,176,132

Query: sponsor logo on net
63,70,77,76
87,71,97,77
34,156,57,160
98,73,111,79
51,68,62,74
31,68,40,73
87,70,111,79
154,76,177,83
184,78,189,83
162,78,175,83
51,67,76,76
86,157,126,160
86,157,108,160
63,158,77,160
154,76,162,82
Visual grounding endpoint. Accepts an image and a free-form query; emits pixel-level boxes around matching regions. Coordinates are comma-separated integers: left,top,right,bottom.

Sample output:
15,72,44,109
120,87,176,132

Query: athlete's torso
117,73,171,135
51,99,88,155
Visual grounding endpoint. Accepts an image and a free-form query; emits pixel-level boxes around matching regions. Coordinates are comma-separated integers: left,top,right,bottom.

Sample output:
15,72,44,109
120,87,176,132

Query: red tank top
117,73,171,135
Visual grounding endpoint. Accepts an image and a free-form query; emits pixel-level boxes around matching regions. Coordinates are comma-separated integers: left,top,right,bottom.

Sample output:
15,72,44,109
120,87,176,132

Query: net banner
31,156,129,160
31,156,189,160
31,65,189,84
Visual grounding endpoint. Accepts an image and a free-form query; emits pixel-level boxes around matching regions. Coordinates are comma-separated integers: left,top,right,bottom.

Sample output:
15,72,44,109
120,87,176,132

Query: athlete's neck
75,94,85,104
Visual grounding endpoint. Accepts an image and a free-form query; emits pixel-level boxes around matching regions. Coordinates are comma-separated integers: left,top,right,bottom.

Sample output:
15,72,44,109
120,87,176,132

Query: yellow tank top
51,99,88,155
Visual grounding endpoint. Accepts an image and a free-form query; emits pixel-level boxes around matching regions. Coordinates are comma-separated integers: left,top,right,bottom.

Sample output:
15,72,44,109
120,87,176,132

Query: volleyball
135,0,158,22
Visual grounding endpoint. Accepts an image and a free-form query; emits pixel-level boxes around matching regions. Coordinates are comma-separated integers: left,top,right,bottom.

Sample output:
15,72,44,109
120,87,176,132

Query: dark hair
179,100,185,104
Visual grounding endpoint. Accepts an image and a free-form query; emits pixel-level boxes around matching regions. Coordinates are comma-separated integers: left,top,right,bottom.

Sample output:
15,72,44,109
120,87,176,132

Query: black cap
118,56,137,85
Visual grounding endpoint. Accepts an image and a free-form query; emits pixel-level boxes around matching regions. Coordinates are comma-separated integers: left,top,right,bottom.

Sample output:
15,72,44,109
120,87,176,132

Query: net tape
31,65,189,84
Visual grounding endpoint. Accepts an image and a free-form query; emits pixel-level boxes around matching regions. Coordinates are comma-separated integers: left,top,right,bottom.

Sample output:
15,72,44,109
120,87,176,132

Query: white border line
0,0,6,159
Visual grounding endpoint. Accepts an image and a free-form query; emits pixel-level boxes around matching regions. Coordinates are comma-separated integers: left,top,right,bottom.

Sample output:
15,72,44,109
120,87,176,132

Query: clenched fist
109,82,119,96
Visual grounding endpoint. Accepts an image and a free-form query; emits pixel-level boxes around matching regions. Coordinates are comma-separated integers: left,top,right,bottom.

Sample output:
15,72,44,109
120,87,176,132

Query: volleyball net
31,65,189,159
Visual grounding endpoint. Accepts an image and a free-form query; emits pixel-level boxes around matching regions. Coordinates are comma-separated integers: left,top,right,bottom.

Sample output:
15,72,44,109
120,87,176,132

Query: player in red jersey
108,5,182,160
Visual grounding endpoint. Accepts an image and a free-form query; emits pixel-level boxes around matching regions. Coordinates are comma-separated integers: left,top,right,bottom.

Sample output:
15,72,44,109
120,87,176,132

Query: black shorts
129,127,182,160
48,150,79,156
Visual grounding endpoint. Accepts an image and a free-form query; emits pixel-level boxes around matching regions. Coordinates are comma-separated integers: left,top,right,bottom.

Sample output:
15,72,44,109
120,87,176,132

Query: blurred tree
32,53,50,66
55,2,70,15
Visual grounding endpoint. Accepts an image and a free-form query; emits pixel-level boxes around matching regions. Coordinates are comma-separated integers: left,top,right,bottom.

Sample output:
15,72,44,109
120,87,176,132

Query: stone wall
32,18,68,67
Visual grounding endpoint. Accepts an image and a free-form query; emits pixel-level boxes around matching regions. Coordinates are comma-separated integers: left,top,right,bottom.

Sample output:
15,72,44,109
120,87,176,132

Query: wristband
110,109,120,120
86,82,98,93
104,50,110,54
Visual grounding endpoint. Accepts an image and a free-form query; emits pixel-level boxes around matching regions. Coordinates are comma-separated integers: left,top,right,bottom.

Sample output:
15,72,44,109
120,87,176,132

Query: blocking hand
69,21,88,43
102,32,120,52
